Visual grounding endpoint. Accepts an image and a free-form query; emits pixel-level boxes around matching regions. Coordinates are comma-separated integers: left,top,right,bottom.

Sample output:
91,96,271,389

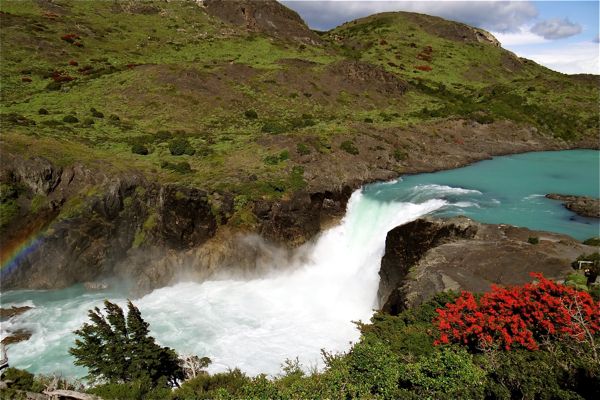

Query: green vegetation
527,236,539,245
131,143,149,155
169,138,195,156
0,0,596,203
69,300,184,387
583,237,600,246
3,279,599,400
340,140,359,155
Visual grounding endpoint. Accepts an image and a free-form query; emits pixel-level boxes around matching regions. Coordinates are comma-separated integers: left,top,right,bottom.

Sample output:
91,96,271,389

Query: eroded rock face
546,193,600,218
379,217,595,314
202,0,321,44
0,155,353,292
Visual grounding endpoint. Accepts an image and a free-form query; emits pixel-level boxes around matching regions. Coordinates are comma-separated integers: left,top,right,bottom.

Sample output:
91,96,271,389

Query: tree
69,300,184,387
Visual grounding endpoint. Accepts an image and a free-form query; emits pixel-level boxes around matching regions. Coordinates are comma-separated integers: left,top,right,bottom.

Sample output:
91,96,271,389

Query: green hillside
1,0,598,202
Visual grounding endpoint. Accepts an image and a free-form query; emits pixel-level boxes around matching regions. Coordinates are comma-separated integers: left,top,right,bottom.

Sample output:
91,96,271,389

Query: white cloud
522,42,599,74
531,18,582,40
283,0,538,32
492,27,549,46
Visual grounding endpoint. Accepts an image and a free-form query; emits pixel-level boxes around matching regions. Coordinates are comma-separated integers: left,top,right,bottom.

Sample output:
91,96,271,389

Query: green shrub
46,81,62,91
82,117,94,126
161,161,192,174
155,130,172,142
398,347,485,398
132,143,149,155
169,138,195,156
90,107,104,118
346,340,401,399
264,155,280,165
244,109,258,119
38,108,49,115
340,140,359,155
393,149,406,162
564,272,588,291
172,369,250,400
108,114,120,122
527,237,539,245
297,143,311,155
264,150,289,165
88,378,170,400
583,237,600,246
261,121,286,134
3,368,36,391
364,117,374,123
62,115,79,123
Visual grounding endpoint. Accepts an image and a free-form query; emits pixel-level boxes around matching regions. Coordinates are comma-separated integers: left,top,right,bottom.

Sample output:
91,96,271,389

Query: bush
583,237,600,246
244,109,258,119
393,149,406,162
415,65,432,71
261,121,286,134
297,143,311,155
88,378,171,400
2,367,36,391
398,347,485,398
173,369,250,400
46,81,63,91
155,130,172,142
161,161,192,174
90,108,104,118
364,117,374,123
434,273,600,351
169,138,195,156
340,140,359,155
62,115,79,123
82,118,94,126
38,108,49,115
527,236,539,245
132,144,149,155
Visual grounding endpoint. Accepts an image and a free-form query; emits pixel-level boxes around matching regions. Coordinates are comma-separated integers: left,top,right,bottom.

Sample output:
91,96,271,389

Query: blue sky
283,1,599,74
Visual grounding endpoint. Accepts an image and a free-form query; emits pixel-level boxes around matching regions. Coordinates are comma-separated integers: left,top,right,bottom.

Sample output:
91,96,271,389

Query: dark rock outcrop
202,0,321,44
546,193,599,218
0,154,354,292
0,306,31,320
379,217,595,314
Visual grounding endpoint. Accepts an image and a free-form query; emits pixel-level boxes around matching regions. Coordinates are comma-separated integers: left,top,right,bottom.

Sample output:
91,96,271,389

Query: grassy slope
1,1,598,201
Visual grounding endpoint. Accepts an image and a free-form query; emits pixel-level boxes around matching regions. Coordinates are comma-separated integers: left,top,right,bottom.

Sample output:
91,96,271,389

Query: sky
282,0,600,75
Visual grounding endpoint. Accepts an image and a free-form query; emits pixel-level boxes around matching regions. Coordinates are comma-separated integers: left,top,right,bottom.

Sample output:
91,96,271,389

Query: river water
1,150,598,379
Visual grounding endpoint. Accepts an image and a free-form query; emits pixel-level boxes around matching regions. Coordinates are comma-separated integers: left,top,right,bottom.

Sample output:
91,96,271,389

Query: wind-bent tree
69,300,184,387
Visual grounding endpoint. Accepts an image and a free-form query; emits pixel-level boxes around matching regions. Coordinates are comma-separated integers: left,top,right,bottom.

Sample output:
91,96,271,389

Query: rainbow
1,230,45,281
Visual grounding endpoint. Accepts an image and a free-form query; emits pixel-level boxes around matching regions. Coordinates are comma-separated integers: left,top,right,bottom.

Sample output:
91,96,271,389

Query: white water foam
4,189,448,378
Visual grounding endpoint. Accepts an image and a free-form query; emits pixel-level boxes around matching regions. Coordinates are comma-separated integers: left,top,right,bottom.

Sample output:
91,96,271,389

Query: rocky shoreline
546,193,599,218
378,216,597,314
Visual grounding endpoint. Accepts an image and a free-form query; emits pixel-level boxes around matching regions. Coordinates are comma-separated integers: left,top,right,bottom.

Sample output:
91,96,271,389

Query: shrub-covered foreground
2,274,599,399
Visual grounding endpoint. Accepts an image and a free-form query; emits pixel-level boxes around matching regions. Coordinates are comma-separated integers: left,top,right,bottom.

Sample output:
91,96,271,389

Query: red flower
415,65,432,72
433,273,600,351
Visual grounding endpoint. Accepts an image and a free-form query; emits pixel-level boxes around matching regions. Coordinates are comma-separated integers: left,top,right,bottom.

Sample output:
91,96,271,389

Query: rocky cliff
0,152,350,293
379,217,596,314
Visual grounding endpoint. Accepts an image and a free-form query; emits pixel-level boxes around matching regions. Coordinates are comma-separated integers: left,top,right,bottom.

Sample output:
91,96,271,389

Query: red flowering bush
415,65,432,72
434,273,600,351
50,70,75,82
61,33,80,43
